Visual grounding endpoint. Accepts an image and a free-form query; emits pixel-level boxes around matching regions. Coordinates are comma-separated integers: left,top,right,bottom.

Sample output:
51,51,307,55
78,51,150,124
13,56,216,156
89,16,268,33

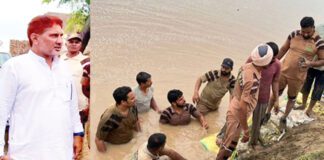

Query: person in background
61,33,89,129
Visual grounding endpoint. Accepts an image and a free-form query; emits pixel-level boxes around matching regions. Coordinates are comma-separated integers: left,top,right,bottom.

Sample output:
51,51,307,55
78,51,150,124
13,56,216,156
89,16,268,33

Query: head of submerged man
300,16,315,40
136,71,152,88
167,89,186,108
147,133,167,155
113,86,135,108
220,58,233,76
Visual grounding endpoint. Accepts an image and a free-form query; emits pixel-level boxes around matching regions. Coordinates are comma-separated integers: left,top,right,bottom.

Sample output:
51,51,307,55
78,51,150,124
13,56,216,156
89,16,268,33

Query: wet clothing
0,51,83,159
160,103,201,125
132,142,170,160
197,70,235,113
96,104,138,144
216,63,261,160
134,86,154,113
280,30,324,98
301,68,324,101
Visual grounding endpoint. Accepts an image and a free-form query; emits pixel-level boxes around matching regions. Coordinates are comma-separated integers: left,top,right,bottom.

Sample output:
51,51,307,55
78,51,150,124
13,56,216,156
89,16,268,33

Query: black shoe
261,113,271,125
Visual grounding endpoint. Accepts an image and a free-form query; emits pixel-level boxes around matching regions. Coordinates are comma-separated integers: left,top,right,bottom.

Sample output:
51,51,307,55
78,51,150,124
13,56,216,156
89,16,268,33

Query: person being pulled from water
192,58,236,115
132,133,186,160
95,86,141,152
159,89,208,129
216,44,273,160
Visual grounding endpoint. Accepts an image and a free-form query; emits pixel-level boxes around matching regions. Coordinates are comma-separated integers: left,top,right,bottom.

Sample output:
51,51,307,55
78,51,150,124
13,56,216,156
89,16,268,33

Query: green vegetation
42,0,90,33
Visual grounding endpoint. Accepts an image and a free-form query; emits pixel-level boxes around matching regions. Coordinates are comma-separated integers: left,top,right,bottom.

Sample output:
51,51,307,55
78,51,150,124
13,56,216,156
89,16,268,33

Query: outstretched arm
276,39,290,60
192,77,203,104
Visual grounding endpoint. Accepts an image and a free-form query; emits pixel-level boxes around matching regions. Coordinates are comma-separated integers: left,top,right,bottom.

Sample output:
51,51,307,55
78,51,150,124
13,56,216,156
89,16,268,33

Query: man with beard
0,15,83,160
192,58,236,115
265,17,324,128
159,89,208,129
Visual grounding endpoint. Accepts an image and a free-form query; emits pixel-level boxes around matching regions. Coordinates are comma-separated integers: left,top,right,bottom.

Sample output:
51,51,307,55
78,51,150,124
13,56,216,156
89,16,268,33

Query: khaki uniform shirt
230,63,261,117
281,30,324,80
199,70,236,109
96,104,138,144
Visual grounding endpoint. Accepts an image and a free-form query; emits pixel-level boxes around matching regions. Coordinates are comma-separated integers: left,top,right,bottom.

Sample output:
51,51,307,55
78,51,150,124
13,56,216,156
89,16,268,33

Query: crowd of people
95,16,324,160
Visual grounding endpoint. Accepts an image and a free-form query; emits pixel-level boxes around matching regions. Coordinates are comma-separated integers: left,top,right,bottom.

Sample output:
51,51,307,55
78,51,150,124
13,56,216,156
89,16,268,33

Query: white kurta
61,52,88,111
0,51,83,160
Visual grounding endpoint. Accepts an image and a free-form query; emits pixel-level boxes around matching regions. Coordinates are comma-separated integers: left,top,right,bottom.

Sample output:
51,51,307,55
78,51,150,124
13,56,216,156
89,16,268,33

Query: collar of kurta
28,50,60,67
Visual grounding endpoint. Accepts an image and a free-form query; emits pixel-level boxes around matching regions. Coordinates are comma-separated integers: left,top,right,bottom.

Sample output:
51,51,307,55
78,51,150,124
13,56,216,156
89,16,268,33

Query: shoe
261,113,271,125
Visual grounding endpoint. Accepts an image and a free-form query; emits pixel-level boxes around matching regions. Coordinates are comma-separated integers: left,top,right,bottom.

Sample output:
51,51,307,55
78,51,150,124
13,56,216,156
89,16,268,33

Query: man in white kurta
0,15,83,160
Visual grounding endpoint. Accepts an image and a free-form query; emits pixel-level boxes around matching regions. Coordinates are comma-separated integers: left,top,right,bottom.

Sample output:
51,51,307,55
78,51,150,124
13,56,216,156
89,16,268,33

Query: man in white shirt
61,33,89,128
0,15,84,160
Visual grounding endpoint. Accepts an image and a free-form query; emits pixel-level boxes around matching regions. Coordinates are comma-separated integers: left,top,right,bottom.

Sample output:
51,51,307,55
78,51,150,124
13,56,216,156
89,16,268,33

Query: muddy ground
240,102,324,160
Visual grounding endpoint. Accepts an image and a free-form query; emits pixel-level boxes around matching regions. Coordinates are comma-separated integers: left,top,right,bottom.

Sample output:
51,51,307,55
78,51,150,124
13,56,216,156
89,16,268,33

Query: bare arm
95,137,107,153
73,135,83,160
276,39,290,60
160,148,187,160
192,77,203,104
150,97,160,113
134,120,141,132
306,50,324,67
198,114,208,129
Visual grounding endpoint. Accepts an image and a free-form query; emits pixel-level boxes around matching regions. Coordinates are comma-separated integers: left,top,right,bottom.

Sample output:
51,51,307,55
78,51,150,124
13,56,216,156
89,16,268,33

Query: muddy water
90,0,324,159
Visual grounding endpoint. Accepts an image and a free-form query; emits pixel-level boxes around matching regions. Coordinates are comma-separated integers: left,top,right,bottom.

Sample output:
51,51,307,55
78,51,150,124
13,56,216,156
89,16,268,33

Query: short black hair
147,133,166,150
167,89,183,104
300,17,314,28
266,42,279,57
136,72,151,85
113,86,132,105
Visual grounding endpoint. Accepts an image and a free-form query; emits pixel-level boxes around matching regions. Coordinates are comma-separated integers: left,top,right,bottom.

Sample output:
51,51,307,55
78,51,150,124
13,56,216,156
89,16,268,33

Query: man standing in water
0,15,84,160
216,44,273,160
192,58,236,115
133,72,161,113
95,86,141,152
265,17,324,127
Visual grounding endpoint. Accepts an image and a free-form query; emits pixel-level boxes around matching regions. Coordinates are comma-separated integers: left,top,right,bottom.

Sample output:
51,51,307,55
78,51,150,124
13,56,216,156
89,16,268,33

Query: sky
0,0,75,53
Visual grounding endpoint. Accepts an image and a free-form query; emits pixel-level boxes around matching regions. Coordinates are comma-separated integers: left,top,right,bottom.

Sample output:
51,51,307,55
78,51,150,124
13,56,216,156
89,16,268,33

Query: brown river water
89,0,324,159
